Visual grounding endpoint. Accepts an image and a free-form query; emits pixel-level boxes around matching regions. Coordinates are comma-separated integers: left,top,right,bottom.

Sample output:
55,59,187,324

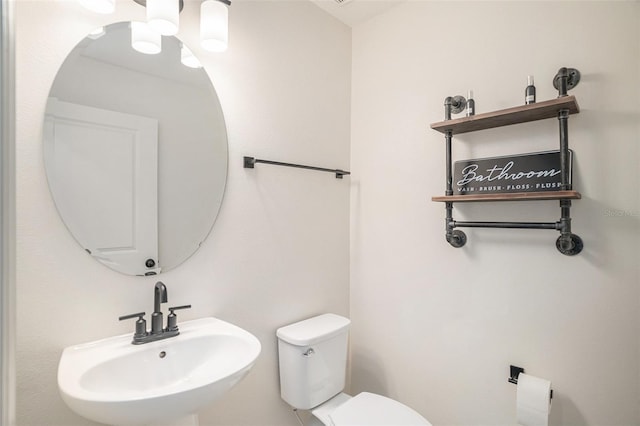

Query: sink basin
58,317,261,425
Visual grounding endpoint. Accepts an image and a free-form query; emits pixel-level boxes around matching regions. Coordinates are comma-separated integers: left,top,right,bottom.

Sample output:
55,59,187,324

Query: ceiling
309,0,405,27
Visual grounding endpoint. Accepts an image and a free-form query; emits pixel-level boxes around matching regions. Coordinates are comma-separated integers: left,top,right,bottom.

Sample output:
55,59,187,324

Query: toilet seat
327,392,431,426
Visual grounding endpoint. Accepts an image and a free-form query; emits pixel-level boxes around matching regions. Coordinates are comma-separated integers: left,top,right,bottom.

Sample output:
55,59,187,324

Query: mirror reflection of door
43,22,228,276
44,98,160,275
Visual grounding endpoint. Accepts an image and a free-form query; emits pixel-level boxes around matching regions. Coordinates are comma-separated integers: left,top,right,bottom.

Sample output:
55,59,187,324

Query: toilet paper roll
516,373,552,426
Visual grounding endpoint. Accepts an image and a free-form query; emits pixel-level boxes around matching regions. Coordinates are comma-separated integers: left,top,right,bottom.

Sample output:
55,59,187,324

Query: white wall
17,1,640,425
15,1,350,425
350,2,640,426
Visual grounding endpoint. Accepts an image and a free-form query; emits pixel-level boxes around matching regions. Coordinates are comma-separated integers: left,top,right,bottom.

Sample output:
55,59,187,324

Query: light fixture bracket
132,0,185,12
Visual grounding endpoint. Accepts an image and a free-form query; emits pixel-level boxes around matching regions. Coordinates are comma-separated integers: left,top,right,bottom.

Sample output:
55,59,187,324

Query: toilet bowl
276,314,431,426
311,391,429,426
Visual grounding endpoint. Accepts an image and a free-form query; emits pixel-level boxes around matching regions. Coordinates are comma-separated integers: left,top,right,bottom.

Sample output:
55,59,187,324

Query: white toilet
277,313,432,426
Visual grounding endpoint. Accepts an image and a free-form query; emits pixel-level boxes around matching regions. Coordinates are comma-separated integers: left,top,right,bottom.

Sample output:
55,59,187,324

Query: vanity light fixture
134,0,230,52
181,44,203,69
146,0,180,36
87,26,106,40
201,0,231,52
77,0,115,14
131,21,162,55
79,0,232,53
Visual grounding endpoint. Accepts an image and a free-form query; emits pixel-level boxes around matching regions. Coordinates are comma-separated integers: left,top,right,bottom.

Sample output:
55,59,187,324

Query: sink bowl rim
58,316,262,403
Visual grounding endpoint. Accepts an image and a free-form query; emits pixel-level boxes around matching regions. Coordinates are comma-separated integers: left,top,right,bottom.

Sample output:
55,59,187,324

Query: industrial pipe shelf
432,190,581,203
431,67,584,255
430,96,579,135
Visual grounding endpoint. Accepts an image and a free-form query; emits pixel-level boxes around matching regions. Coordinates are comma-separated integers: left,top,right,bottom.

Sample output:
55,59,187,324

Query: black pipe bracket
553,67,581,96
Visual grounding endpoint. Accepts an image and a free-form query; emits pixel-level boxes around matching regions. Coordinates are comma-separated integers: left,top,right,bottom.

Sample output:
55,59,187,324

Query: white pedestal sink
58,317,261,426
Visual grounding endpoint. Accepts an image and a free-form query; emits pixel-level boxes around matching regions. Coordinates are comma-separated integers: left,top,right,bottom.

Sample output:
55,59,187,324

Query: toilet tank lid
277,314,350,346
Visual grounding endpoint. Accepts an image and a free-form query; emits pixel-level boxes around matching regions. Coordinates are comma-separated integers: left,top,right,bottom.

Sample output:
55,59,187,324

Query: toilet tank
276,314,351,410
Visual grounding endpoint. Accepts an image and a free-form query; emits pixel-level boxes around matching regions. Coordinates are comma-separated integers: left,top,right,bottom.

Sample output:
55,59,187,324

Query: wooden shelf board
430,96,579,135
432,190,581,203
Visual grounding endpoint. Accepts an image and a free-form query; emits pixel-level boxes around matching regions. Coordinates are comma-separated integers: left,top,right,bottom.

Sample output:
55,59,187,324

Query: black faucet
119,281,191,345
151,281,168,335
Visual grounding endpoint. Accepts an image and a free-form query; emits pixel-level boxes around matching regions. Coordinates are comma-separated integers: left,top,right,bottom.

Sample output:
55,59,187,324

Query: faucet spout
151,282,168,335
154,281,167,313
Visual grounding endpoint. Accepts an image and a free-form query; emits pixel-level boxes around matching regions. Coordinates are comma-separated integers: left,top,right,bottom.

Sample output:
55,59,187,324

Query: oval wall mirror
43,22,228,276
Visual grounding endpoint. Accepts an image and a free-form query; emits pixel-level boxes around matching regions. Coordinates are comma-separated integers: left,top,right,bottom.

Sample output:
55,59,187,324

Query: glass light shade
200,0,229,52
87,27,106,40
147,0,180,36
77,0,115,14
131,22,162,55
181,45,203,69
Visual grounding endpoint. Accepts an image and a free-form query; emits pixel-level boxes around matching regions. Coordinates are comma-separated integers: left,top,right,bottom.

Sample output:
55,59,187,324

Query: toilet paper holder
509,365,553,399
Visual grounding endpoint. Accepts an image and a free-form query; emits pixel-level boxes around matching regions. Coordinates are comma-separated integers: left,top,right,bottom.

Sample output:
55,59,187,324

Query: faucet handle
167,305,192,332
119,312,147,341
168,305,191,312
119,312,145,321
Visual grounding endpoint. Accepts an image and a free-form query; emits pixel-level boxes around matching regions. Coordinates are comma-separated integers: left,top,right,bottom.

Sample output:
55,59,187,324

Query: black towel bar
243,156,350,179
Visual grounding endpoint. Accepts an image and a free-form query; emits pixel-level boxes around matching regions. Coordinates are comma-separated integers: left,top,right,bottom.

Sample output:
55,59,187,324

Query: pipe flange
556,233,583,256
553,68,581,91
447,230,467,248
450,95,467,114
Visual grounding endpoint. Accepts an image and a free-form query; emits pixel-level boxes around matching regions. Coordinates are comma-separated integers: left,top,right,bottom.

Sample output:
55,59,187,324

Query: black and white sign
453,150,572,195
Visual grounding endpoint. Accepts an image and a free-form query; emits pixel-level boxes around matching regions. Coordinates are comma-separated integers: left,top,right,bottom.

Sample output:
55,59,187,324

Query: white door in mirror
44,98,160,275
